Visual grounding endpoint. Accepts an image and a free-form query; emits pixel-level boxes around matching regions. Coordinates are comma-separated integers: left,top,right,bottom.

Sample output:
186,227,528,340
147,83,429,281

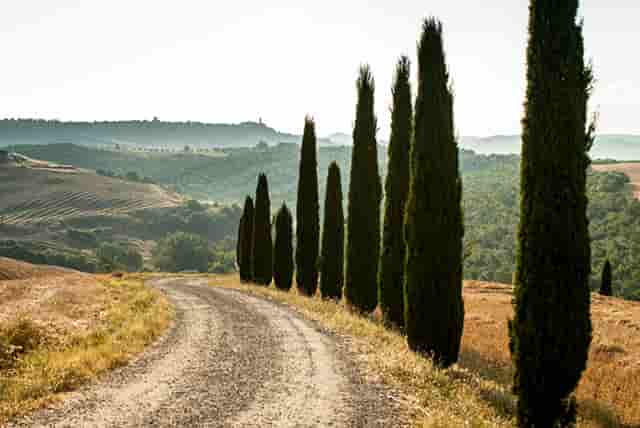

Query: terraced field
0,164,182,226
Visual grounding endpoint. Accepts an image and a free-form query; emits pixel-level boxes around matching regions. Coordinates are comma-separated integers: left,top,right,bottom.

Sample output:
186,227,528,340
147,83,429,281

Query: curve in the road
9,278,403,428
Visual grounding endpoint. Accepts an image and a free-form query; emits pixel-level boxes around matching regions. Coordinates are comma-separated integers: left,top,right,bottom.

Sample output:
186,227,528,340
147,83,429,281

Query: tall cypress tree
295,117,320,296
239,196,254,282
252,174,273,286
319,162,344,300
379,56,412,328
236,214,243,268
345,65,382,312
510,0,593,426
600,260,612,296
404,19,464,367
273,203,294,291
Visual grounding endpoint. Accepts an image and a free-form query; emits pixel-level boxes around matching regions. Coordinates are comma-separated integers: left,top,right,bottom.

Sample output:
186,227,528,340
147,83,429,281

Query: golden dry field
210,274,640,428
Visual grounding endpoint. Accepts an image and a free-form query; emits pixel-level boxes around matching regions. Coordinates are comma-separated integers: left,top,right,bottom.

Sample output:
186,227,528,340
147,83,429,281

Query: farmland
593,162,640,200
0,164,181,227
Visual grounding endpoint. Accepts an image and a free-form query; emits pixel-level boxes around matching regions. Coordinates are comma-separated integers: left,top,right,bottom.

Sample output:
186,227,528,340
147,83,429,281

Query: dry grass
0,266,173,423
593,163,640,200
209,275,640,428
0,257,72,281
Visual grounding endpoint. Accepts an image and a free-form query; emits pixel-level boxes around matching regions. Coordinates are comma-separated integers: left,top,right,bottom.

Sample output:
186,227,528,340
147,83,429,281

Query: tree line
237,1,594,426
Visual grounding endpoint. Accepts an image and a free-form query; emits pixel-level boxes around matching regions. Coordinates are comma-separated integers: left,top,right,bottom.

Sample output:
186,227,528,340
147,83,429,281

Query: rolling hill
0,162,182,227
0,119,333,148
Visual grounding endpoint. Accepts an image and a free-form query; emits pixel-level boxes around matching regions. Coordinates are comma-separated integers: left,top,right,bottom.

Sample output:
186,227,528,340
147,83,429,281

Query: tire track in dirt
8,278,403,427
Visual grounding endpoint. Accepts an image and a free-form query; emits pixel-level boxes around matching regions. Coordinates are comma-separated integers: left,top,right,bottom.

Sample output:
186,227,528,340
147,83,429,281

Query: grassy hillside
0,261,172,422
0,161,240,273
0,164,181,226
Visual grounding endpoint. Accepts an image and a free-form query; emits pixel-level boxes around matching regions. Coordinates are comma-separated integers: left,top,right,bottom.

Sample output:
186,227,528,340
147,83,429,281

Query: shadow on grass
579,399,635,428
458,347,513,388
456,348,631,428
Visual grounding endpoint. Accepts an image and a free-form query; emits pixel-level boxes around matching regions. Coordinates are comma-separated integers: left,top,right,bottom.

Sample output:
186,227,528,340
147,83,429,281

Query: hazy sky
1,1,638,137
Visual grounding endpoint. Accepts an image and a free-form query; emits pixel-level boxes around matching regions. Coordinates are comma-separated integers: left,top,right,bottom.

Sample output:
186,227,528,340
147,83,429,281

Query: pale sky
1,1,638,137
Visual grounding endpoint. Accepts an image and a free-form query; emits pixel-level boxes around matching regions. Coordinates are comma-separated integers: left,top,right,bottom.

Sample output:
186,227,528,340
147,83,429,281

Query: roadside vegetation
211,274,639,427
0,271,172,423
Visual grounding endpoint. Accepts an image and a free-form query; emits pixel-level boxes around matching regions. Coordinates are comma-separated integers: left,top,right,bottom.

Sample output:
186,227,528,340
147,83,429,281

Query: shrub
152,232,210,273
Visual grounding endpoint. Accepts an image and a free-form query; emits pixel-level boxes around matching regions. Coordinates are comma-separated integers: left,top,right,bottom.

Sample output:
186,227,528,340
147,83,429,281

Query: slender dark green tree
273,203,294,291
236,215,243,267
510,1,594,426
600,260,612,296
252,174,273,285
378,56,412,328
295,117,320,296
345,65,382,312
404,19,464,367
319,162,344,300
239,196,254,282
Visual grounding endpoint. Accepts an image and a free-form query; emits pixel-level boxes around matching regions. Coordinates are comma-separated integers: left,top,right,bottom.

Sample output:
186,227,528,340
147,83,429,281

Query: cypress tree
252,174,273,286
404,19,464,367
510,0,594,425
295,117,320,296
319,162,344,300
345,65,382,312
600,260,612,296
379,56,412,328
236,214,243,268
273,203,294,291
239,196,254,282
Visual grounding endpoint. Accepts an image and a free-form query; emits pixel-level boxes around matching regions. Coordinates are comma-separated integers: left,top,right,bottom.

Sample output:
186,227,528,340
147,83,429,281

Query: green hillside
6,143,639,300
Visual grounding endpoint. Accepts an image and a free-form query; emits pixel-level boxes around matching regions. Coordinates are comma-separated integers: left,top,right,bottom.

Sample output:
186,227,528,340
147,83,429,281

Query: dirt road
9,278,403,427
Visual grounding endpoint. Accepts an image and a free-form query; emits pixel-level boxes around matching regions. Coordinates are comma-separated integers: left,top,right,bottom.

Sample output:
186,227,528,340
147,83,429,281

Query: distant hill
0,119,303,148
459,134,640,160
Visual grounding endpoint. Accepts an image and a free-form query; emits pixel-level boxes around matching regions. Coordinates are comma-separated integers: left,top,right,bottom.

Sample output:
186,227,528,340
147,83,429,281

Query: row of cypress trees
237,2,594,424
236,19,465,368
235,118,346,297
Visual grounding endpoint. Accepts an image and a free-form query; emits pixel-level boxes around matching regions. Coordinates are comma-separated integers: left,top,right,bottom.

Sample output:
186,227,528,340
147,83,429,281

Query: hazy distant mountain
460,134,640,161
0,119,301,148
1,119,637,160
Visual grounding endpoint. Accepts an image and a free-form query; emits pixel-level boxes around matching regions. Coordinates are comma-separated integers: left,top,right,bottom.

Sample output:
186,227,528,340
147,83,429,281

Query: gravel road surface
8,278,404,427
